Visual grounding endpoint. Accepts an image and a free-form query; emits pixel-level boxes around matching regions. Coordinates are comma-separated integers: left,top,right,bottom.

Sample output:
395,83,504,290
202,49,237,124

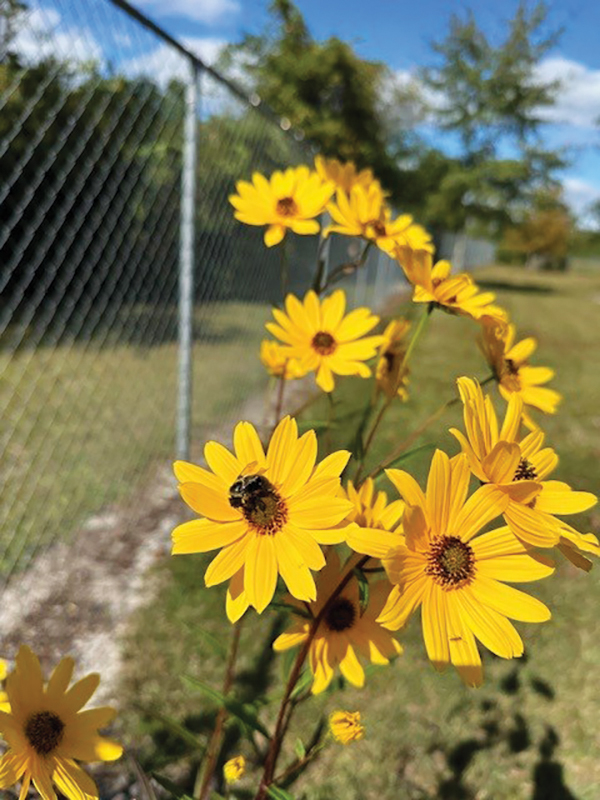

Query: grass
0,302,270,576
118,265,600,800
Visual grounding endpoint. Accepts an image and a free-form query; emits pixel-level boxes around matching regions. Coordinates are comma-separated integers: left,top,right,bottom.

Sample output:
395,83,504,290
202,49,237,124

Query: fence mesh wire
1,0,407,583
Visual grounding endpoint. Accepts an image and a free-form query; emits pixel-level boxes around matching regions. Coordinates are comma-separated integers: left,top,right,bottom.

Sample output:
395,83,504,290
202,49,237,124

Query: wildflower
450,377,596,552
0,646,122,800
260,340,305,379
172,417,354,620
343,478,404,531
329,710,365,744
223,755,245,784
273,552,402,693
324,184,433,256
265,290,384,392
229,166,334,247
315,155,379,194
479,316,561,425
379,451,554,687
398,251,507,322
376,319,411,400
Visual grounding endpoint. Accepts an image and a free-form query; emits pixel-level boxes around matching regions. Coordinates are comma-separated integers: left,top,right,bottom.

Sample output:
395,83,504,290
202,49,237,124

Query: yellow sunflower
315,155,380,194
229,166,334,247
273,552,402,693
343,478,405,531
329,710,365,744
323,184,433,256
398,250,507,322
375,319,411,400
259,340,305,379
479,316,562,425
378,451,554,686
450,377,596,553
172,416,354,620
0,646,122,800
0,660,9,713
265,289,384,392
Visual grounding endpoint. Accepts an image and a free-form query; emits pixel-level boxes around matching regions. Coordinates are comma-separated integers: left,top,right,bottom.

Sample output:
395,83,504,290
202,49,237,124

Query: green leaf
182,675,225,705
148,711,203,750
183,676,271,739
297,419,339,432
196,627,228,657
152,773,187,799
375,443,435,476
294,738,306,759
290,668,313,700
128,756,158,800
353,567,370,614
270,601,312,619
267,787,296,800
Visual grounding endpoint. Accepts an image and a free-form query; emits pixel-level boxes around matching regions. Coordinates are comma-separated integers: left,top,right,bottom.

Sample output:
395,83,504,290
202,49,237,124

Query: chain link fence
0,0,407,584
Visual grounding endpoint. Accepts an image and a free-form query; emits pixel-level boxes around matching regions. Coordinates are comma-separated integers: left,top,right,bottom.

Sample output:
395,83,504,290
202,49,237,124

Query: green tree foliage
503,189,573,269
219,0,421,205
422,2,566,234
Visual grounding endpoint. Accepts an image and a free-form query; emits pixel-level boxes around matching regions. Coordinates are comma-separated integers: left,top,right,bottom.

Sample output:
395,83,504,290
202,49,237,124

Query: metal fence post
177,59,199,460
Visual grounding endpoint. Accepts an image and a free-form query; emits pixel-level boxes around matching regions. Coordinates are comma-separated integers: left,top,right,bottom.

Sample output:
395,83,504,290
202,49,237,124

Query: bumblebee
228,473,276,516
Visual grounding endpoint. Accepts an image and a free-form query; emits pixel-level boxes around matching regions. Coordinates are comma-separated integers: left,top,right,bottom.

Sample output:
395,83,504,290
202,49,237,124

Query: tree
503,188,573,269
422,2,566,237
218,0,424,206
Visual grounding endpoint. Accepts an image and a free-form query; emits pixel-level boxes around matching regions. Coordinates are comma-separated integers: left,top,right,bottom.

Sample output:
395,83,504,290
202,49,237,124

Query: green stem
354,304,434,483
368,372,496,481
319,241,373,295
195,622,243,800
253,556,369,800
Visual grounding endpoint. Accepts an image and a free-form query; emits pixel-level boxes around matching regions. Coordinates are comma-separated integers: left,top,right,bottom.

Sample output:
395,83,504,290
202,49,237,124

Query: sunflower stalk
195,621,244,800
354,304,434,483
254,556,369,800
319,241,372,294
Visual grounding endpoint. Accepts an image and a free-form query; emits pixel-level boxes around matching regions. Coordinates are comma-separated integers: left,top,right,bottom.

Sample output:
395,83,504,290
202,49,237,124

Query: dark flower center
505,358,519,375
324,597,356,632
276,196,298,217
514,458,538,481
311,331,337,356
367,219,387,238
25,711,65,755
228,473,287,535
426,535,475,588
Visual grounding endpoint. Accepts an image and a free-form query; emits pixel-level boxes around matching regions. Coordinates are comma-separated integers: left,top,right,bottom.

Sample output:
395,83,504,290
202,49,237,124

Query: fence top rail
106,0,304,138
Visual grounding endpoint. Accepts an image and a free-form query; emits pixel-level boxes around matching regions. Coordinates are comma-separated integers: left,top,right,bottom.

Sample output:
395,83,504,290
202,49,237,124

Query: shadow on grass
476,279,556,295
423,659,580,800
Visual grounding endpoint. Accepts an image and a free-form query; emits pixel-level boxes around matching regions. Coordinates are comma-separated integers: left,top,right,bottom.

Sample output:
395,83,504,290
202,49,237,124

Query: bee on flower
260,340,305,380
0,646,122,800
479,315,561,426
273,551,402,693
229,166,334,247
172,416,355,621
375,319,411,400
329,710,365,745
398,250,507,322
265,289,384,392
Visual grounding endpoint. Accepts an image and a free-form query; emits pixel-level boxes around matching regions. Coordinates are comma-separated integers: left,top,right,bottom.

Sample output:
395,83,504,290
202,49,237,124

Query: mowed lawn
118,266,600,800
0,302,270,576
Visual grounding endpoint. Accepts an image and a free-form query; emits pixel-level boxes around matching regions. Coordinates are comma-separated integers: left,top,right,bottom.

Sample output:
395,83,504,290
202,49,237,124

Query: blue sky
22,0,600,223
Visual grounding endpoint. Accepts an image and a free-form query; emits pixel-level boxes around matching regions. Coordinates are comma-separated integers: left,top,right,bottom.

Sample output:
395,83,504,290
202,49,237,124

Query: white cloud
534,56,600,129
14,5,102,64
563,177,600,225
134,0,240,25
121,36,227,84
